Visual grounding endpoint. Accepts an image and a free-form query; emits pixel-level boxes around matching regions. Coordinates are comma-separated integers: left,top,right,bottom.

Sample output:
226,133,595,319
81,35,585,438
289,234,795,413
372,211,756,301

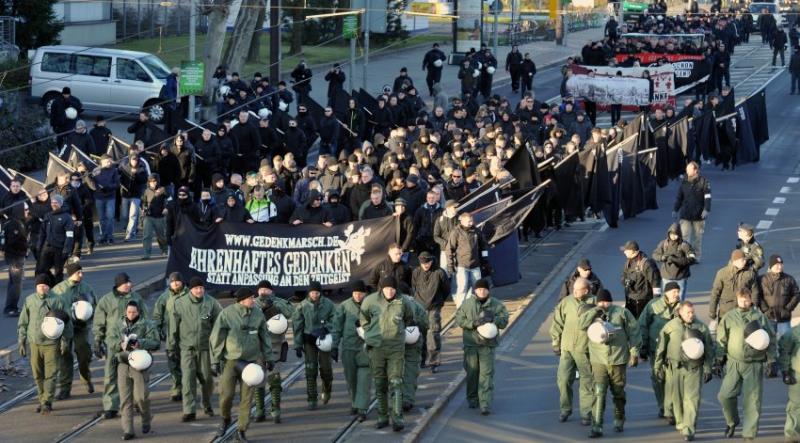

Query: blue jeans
453,267,481,308
772,321,791,340
96,198,116,242
120,197,141,239
662,278,688,301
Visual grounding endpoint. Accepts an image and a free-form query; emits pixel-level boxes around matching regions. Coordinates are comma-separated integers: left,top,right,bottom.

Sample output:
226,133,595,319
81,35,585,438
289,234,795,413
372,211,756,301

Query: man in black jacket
289,190,333,226
141,174,169,260
774,27,789,66
758,255,800,339
3,204,28,316
411,251,449,372
413,190,443,255
231,110,262,175
505,45,523,93
446,212,490,308
68,172,94,257
433,200,458,271
620,240,662,319
368,243,411,293
319,107,340,158
673,162,711,259
324,64,346,108
119,155,148,242
422,43,446,97
193,129,221,192
35,195,75,282
651,223,697,301
558,258,603,300
291,61,313,108
791,46,800,94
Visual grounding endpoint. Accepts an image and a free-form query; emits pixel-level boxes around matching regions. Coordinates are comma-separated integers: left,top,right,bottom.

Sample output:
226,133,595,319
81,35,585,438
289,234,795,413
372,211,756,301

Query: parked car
29,45,171,123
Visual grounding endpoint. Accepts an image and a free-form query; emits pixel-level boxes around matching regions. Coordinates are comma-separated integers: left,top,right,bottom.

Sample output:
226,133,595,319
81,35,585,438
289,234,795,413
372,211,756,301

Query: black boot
216,418,231,437
236,431,248,443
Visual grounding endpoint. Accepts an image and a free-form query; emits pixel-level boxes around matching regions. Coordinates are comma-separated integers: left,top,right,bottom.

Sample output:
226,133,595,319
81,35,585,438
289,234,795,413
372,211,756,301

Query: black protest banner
46,152,75,185
166,215,396,292
669,57,710,91
480,181,547,245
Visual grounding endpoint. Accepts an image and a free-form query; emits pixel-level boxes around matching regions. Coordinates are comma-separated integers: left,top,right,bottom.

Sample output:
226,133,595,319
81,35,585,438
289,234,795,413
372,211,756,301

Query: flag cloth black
357,89,379,113
695,110,719,162
603,145,621,228
67,146,99,170
458,182,504,214
618,134,645,218
745,90,768,160
623,112,643,138
333,89,352,120
7,168,44,199
578,146,612,217
481,182,546,244
667,117,689,177
735,102,758,164
108,137,130,162
46,152,75,185
458,179,497,205
505,145,539,190
553,152,584,220
166,215,397,292
472,197,513,223
305,97,327,126
650,120,670,187
638,149,659,212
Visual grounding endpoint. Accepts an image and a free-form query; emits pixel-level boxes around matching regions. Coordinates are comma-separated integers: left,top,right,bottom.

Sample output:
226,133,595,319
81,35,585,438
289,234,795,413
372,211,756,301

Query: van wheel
144,100,165,124
42,92,60,116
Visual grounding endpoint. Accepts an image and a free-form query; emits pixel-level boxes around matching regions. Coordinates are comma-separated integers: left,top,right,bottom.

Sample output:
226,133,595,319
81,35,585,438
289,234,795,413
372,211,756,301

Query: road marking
756,220,773,230
774,197,787,204
788,177,800,183
765,208,780,216
781,186,792,193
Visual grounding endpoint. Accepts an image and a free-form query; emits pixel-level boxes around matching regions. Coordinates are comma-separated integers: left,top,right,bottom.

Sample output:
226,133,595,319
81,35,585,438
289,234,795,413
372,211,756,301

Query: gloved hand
766,362,780,378
701,209,709,220
712,361,724,378
703,372,713,384
654,365,665,381
639,348,648,361
94,340,106,359
480,310,494,324
18,339,26,358
295,348,303,359
784,371,797,385
266,361,275,372
354,319,361,327
480,260,493,277
628,353,638,368
671,211,678,219
211,362,221,377
262,298,274,310
552,346,561,357
331,348,339,362
60,338,69,355
159,330,167,342
166,350,178,361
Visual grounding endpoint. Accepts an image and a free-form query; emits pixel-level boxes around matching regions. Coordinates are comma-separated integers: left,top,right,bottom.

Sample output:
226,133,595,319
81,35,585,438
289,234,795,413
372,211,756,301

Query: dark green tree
0,0,64,58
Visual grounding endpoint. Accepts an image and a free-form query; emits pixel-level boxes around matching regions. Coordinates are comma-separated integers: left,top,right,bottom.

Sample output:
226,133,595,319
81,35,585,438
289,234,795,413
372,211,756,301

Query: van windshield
750,3,777,13
139,55,170,79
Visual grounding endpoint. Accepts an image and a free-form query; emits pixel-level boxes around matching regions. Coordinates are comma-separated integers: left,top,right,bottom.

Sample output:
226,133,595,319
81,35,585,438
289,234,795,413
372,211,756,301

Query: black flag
480,181,547,244
7,168,45,199
667,117,689,177
68,145,99,170
553,152,584,220
735,102,758,164
505,145,540,190
745,90,768,160
46,152,75,185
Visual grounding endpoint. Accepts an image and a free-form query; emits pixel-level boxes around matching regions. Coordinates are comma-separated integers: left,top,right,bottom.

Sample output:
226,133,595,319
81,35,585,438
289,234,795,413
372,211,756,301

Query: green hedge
0,93,52,172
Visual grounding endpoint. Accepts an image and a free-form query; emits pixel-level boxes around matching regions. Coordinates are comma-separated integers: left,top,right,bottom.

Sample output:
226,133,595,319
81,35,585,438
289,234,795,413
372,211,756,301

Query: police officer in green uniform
152,271,188,402
254,280,295,423
579,289,641,438
716,288,778,440
639,281,682,422
170,277,222,421
401,293,429,411
93,273,149,419
18,273,72,414
292,280,335,410
360,276,417,431
455,278,509,416
332,280,372,422
653,300,714,441
52,262,95,398
779,322,800,442
550,277,595,425
112,301,159,440
211,287,273,443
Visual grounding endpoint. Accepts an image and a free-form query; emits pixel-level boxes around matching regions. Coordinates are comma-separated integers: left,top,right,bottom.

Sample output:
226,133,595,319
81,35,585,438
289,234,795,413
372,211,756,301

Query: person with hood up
290,190,334,226
220,194,254,223
652,223,697,301
324,189,351,224
393,198,415,256
320,157,346,194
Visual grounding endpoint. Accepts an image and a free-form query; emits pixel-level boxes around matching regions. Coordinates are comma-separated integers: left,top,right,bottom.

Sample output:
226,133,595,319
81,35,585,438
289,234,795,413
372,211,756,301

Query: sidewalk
302,26,605,105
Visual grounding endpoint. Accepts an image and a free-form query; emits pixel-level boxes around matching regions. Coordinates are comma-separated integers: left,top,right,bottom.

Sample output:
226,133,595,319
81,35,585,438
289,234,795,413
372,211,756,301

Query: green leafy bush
0,92,52,171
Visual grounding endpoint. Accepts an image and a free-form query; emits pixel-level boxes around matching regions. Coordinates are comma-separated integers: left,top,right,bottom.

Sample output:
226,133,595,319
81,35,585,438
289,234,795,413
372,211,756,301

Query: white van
750,2,787,29
29,46,171,123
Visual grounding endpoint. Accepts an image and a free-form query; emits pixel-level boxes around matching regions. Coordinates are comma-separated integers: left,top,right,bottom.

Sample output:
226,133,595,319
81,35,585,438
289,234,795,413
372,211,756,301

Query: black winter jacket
411,265,450,309
758,272,800,322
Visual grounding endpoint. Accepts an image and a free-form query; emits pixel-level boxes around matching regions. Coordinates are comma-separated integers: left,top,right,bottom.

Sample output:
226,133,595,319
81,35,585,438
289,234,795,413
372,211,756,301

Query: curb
402,224,603,443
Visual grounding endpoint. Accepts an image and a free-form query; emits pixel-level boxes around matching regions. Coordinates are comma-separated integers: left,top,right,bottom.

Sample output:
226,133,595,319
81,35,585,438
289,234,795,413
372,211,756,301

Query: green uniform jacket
654,317,714,372
210,303,272,364
18,291,74,345
152,288,188,343
709,264,760,320
638,296,679,355
332,298,365,351
170,294,223,351
550,295,595,353
717,307,777,364
291,296,335,350
455,296,510,348
359,292,417,351
405,295,430,348
51,279,96,333
257,295,295,346
779,324,800,374
93,290,149,344
108,315,160,363
579,305,642,365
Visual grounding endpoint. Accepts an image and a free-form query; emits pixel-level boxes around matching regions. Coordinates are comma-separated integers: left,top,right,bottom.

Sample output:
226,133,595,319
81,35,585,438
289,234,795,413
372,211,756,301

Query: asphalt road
419,61,799,442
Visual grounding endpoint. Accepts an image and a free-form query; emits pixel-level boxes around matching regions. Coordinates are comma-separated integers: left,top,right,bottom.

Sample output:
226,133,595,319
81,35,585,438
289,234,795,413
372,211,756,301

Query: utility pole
492,1,498,55
188,0,196,121
349,34,355,92
363,0,370,91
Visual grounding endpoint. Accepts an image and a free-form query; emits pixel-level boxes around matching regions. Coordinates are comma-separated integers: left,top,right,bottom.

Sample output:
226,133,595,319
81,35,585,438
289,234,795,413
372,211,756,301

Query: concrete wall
60,21,117,46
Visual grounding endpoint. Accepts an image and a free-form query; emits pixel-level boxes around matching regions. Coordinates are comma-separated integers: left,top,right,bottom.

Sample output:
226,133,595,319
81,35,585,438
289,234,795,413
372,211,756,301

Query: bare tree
222,0,263,75
200,0,233,99
247,4,267,63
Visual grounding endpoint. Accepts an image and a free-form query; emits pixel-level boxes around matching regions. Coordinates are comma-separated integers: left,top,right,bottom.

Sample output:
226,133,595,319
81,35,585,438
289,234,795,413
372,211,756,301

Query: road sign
179,61,204,96
343,15,358,39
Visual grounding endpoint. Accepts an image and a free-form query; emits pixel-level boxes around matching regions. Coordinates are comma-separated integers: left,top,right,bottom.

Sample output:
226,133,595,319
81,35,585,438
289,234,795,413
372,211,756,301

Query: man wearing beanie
620,240,662,319
52,263,96,398
254,280,295,423
152,272,188,402
411,251,450,372
18,273,73,415
653,300,714,441
331,281,371,422
579,289,641,438
559,258,604,300
736,223,765,272
639,281,683,422
35,193,75,282
171,277,222,422
550,277,596,425
455,278,509,416
709,250,761,325
758,254,800,339
291,280,336,410
210,287,273,442
360,276,417,431
93,272,148,419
